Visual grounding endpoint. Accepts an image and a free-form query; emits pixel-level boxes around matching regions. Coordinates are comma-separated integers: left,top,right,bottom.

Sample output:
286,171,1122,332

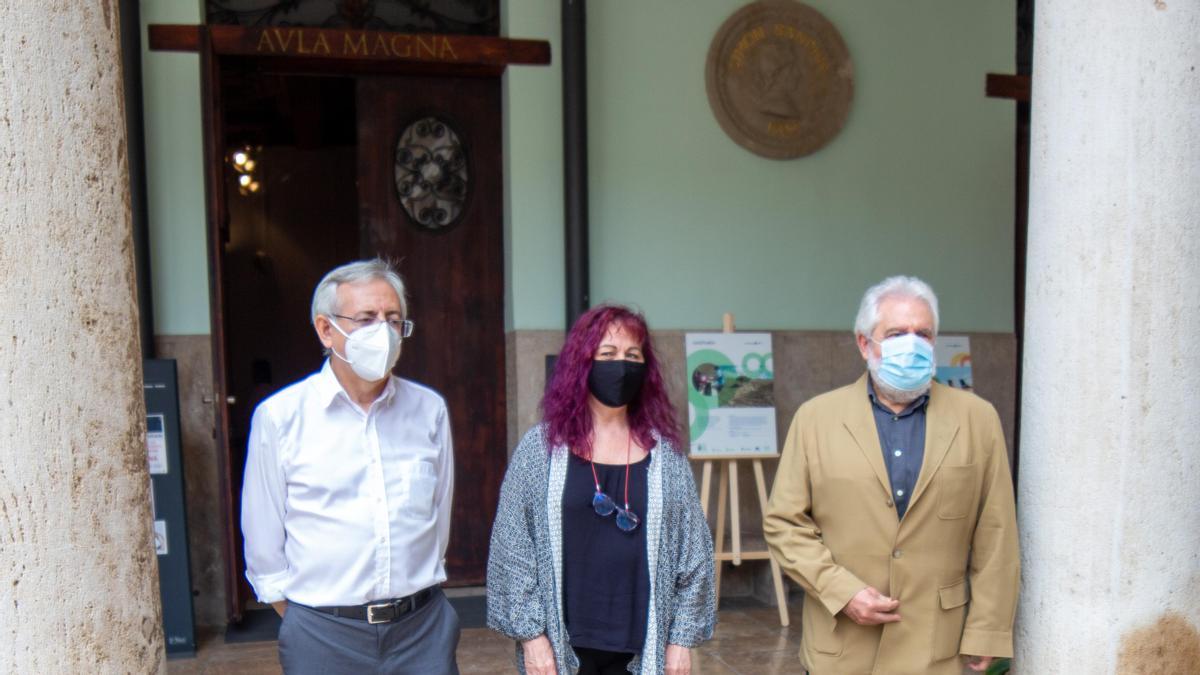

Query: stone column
0,2,165,671
1017,1,1200,672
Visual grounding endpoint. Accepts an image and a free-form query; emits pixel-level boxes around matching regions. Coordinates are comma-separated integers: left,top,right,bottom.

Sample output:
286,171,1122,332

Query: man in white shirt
241,259,458,674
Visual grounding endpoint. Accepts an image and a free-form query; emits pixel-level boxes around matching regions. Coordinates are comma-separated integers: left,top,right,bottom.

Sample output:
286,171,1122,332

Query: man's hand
841,586,901,625
521,635,557,675
271,601,287,618
665,644,691,675
964,655,994,672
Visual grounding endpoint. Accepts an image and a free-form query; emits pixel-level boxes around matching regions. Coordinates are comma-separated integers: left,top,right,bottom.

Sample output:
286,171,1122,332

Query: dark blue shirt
868,379,929,519
561,451,651,654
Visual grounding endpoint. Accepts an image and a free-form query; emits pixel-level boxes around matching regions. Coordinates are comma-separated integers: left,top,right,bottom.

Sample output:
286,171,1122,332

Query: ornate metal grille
394,117,468,232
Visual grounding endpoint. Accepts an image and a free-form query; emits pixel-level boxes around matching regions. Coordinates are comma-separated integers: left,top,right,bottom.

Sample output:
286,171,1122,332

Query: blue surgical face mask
873,333,935,392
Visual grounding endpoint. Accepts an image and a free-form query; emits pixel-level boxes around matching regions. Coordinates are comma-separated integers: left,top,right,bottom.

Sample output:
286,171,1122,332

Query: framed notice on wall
686,332,778,457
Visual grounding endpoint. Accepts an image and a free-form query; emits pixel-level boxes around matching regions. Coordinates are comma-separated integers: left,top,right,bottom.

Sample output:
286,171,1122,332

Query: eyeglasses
591,483,640,532
587,433,640,533
332,314,414,338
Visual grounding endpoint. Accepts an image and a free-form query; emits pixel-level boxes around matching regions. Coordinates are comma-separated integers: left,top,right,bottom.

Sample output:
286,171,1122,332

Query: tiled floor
168,597,807,674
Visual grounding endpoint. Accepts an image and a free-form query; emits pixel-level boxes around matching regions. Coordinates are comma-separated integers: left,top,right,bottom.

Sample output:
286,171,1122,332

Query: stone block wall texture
0,1,165,671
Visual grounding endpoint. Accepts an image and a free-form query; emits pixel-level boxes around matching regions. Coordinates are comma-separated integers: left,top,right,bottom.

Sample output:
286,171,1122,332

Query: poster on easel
934,335,973,390
686,332,777,457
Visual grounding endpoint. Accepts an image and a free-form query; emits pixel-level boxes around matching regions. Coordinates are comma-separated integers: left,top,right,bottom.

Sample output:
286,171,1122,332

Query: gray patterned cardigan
486,424,716,674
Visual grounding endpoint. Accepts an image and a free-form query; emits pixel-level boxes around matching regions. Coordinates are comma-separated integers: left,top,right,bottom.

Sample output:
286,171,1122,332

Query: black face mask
587,359,648,408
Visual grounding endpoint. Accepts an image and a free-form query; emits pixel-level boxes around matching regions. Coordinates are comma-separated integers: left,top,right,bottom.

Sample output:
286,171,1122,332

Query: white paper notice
154,520,169,556
146,414,168,475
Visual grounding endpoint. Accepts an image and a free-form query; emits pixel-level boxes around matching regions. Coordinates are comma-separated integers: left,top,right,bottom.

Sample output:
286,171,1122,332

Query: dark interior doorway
213,60,506,619
221,70,361,614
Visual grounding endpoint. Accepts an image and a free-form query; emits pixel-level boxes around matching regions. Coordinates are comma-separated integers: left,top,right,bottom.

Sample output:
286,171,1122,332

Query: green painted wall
583,0,1015,332
144,1,1014,335
502,2,564,331
141,0,210,335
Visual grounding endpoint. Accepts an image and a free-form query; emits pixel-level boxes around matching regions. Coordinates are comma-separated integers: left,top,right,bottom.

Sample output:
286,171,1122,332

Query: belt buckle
366,602,394,624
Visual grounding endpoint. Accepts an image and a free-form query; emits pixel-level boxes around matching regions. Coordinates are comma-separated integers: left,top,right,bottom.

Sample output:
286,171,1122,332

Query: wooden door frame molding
195,26,243,623
150,24,550,77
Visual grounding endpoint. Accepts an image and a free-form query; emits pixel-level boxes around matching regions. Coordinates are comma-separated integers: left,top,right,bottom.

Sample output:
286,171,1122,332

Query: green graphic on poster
685,333,777,457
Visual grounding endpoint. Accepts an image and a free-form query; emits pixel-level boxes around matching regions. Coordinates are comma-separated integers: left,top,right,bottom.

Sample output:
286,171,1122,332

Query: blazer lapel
842,373,893,497
908,383,960,511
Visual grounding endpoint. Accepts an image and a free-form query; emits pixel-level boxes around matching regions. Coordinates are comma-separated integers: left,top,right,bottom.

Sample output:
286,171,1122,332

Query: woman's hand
521,635,557,675
665,644,691,675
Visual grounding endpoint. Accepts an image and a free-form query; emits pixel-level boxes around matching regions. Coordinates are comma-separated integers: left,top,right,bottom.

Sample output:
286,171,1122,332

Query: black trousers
575,646,635,675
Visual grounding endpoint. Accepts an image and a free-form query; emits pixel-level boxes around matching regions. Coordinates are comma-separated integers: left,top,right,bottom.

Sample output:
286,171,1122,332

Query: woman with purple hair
486,304,716,675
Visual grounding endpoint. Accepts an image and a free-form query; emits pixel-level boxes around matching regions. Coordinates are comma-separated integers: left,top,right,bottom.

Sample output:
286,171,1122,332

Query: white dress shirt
241,360,453,607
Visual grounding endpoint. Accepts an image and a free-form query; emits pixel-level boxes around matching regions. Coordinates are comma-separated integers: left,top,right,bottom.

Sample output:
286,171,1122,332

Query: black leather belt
312,587,436,624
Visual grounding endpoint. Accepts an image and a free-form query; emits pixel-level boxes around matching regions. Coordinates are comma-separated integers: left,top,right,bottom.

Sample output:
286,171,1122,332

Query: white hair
853,275,940,338
311,259,408,324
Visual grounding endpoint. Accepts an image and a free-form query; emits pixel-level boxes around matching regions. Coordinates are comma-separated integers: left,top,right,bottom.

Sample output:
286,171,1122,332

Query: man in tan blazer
765,276,1018,674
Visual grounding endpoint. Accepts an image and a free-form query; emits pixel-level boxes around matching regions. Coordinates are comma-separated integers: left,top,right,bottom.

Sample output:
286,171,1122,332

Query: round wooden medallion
705,0,854,159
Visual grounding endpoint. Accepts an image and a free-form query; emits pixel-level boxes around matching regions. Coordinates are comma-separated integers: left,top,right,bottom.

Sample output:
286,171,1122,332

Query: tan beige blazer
765,374,1019,675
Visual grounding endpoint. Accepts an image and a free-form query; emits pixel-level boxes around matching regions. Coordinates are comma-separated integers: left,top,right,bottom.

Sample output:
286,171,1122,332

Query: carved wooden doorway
152,24,548,621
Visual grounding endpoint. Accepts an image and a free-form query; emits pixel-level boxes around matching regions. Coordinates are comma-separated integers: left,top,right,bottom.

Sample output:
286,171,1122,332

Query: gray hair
853,275,940,338
310,259,408,324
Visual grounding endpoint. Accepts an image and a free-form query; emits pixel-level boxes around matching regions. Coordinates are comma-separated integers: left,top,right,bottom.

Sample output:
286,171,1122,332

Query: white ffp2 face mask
328,319,402,383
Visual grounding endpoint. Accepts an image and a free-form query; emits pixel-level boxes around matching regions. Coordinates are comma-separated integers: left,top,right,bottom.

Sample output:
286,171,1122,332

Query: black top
562,451,651,654
867,378,929,519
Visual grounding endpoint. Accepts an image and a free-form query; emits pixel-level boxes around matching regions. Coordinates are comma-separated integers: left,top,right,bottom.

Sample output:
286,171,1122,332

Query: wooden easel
692,313,789,626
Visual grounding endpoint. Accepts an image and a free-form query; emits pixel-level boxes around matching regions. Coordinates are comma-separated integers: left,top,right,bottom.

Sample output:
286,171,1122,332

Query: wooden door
197,33,247,622
357,75,506,584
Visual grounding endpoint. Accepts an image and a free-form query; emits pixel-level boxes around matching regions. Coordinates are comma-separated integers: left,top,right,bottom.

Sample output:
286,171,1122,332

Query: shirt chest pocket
397,459,438,520
936,463,977,519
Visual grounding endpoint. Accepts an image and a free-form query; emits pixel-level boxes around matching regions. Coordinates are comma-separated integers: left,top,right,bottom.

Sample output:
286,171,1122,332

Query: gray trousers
279,588,461,675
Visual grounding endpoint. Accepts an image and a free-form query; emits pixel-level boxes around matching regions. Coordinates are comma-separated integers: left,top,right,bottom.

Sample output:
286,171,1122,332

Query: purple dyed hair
541,304,682,458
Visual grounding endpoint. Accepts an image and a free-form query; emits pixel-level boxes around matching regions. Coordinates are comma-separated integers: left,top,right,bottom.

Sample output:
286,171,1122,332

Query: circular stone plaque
394,116,469,231
705,0,854,159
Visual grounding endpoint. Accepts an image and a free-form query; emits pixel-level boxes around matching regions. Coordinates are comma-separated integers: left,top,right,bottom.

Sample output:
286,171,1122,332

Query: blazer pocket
802,597,844,656
936,463,977,519
933,578,970,661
